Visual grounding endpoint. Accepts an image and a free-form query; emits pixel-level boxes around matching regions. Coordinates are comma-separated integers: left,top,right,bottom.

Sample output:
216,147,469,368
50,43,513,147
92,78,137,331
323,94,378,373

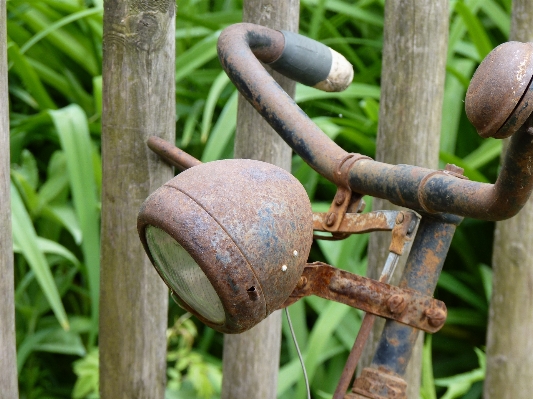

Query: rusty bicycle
138,23,533,399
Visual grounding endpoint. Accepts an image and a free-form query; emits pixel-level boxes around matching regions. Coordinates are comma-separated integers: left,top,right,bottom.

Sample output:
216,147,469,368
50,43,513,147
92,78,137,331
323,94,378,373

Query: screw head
395,213,405,224
325,212,337,227
335,191,346,205
281,265,288,272
387,295,407,314
424,307,446,328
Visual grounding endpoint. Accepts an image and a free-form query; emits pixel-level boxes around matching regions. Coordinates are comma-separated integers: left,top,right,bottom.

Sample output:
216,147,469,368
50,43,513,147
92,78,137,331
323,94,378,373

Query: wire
285,307,311,399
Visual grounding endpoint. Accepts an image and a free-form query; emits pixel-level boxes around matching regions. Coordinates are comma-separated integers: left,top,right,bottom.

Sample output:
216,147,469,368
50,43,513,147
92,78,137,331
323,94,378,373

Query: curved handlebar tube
218,23,533,221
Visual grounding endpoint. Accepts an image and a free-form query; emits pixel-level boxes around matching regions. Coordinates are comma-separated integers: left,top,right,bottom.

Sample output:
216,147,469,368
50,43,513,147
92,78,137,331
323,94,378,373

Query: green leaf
435,349,485,399
296,83,380,103
49,105,100,341
200,71,231,143
462,138,502,170
201,90,237,162
33,328,86,356
182,99,205,147
420,335,437,399
19,6,103,55
176,32,220,83
455,1,493,59
13,236,79,266
7,39,57,110
438,271,488,312
11,183,69,330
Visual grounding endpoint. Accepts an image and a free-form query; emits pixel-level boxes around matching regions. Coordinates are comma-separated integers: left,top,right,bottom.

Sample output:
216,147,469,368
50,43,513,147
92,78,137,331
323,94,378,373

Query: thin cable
285,307,311,399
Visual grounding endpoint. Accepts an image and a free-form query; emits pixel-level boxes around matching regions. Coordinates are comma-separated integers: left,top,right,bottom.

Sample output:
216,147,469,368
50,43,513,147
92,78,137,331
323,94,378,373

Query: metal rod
332,252,400,399
368,214,461,376
147,136,202,171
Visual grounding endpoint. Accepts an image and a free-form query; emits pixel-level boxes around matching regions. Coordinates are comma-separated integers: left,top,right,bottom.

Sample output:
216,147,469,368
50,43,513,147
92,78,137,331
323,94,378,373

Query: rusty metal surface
466,41,533,139
334,313,377,399
138,159,313,333
322,153,372,232
388,212,417,255
147,136,202,170
282,262,446,333
218,24,533,221
313,211,398,234
368,213,461,376
332,210,418,399
347,368,407,399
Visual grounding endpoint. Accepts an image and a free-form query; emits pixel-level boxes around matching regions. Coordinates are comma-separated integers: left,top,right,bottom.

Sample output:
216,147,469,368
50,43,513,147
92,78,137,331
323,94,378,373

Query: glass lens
146,226,225,324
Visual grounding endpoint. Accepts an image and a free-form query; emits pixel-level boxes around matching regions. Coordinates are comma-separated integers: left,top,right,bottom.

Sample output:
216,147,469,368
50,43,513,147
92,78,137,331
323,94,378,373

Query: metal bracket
282,262,446,334
321,153,372,234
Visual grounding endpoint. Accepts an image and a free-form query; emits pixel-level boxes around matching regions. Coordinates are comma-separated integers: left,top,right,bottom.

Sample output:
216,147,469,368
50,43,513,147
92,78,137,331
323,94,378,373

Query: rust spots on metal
147,136,202,170
282,262,446,333
466,41,533,139
347,368,407,399
218,25,533,221
387,295,407,315
424,307,447,328
138,159,313,334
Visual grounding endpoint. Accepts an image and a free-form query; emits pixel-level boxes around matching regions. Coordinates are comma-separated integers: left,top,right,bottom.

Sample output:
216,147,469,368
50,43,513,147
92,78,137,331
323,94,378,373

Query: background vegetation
5,0,512,398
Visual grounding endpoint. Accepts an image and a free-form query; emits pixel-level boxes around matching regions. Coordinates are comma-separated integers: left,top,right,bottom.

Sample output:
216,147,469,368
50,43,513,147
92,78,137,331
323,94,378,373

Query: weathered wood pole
100,1,175,398
221,1,299,398
0,2,19,398
361,1,449,398
484,2,533,398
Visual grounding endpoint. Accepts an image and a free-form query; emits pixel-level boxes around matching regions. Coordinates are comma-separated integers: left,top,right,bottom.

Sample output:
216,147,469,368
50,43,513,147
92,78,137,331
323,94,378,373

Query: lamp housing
138,159,313,333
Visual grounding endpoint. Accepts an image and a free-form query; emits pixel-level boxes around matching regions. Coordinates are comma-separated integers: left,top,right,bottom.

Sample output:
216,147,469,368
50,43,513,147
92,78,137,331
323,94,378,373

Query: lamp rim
138,185,267,333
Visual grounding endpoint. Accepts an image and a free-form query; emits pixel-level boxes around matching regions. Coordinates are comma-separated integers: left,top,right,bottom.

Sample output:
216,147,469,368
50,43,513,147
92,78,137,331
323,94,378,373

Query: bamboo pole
0,2,19,397
99,1,175,398
484,2,533,398
360,1,449,397
221,1,299,398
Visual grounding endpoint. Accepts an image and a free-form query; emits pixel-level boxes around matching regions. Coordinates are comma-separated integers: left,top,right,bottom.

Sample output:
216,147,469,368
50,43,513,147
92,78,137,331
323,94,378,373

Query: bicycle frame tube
217,23,533,221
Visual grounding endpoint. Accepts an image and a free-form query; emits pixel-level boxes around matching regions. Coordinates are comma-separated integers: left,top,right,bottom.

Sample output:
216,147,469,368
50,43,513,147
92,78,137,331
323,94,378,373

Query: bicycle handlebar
217,23,533,221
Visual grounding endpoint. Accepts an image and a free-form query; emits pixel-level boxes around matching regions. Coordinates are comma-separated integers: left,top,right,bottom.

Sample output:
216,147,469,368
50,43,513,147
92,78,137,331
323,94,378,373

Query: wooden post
484,2,533,398
360,1,449,398
221,1,299,398
100,1,175,398
0,2,19,398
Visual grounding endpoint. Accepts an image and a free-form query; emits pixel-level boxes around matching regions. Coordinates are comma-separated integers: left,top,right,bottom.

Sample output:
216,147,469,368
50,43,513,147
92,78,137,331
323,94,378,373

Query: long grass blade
11,183,69,330
49,104,100,343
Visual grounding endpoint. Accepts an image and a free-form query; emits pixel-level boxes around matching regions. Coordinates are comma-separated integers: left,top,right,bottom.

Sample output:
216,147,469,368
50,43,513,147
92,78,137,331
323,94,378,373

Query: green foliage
166,314,222,399
6,0,514,398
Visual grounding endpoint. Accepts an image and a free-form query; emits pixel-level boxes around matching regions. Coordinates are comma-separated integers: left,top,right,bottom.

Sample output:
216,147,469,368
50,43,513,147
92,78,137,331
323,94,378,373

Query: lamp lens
146,226,225,324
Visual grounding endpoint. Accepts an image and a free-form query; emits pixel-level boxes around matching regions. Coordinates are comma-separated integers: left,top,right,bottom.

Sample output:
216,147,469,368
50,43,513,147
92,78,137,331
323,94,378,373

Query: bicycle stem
217,23,533,221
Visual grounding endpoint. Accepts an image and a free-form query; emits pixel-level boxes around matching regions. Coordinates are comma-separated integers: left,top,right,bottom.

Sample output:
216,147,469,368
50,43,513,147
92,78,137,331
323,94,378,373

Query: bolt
281,265,288,272
424,307,446,328
293,250,299,257
387,295,407,314
325,212,337,226
296,276,307,289
395,213,405,224
335,192,346,205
